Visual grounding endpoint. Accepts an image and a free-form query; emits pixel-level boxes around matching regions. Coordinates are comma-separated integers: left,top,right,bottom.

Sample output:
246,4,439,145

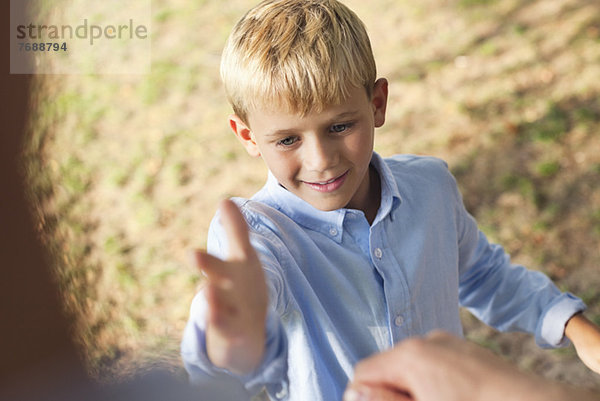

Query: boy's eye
330,123,352,133
277,136,298,146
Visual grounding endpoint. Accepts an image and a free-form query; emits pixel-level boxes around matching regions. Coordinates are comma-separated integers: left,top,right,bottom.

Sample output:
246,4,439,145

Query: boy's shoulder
383,153,452,182
208,191,305,248
206,195,293,260
211,196,284,232
383,153,449,172
380,153,459,201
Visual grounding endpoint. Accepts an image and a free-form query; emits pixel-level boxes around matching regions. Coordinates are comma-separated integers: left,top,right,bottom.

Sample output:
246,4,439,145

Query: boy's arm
565,313,600,374
191,199,268,375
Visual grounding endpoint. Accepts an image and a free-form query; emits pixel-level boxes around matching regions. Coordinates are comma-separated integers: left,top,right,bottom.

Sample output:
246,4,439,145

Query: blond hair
220,0,377,124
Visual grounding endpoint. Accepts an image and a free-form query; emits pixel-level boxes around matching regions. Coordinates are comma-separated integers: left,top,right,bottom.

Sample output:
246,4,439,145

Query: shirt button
394,315,405,327
329,227,338,236
275,384,288,399
373,248,383,259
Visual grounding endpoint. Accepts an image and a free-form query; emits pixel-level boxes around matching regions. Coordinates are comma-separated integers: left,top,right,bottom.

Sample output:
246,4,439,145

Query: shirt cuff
181,294,288,396
240,309,289,395
536,292,586,348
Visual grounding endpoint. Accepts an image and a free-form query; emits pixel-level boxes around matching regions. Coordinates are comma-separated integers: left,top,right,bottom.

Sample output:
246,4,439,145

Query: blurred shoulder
384,154,453,185
208,196,288,238
384,153,449,172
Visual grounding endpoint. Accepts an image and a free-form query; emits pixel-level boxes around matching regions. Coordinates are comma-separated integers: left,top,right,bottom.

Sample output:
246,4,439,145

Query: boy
181,1,600,400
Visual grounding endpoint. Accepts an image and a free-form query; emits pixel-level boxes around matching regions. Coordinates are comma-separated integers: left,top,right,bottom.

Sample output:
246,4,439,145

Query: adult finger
344,385,412,401
352,340,417,383
425,330,461,345
219,199,255,261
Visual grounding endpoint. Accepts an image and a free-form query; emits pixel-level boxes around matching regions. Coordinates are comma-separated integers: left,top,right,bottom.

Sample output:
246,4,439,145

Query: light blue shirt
181,153,585,401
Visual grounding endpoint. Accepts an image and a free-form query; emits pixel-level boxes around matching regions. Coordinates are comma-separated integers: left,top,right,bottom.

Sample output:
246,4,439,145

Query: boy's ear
229,114,261,157
372,78,389,128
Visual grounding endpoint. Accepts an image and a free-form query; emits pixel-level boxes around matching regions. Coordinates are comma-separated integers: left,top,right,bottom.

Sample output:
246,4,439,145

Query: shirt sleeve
180,201,290,397
450,171,586,348
180,295,288,397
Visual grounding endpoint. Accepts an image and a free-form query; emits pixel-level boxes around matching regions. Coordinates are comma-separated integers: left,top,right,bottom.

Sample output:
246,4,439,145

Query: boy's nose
304,138,339,172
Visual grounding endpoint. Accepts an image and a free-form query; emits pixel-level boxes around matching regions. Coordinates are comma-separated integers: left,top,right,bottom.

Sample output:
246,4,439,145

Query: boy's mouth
302,170,349,193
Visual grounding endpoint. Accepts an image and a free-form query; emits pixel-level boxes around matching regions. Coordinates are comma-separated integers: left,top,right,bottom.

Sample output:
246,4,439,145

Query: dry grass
23,0,600,390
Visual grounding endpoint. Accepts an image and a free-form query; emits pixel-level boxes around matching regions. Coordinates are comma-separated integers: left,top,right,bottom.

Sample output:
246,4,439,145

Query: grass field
23,0,600,391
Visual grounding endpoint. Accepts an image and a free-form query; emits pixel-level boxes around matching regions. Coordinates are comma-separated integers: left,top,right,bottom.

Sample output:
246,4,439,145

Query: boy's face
230,79,388,216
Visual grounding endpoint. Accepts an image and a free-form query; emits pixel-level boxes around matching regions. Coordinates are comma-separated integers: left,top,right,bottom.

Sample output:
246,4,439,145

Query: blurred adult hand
344,331,599,401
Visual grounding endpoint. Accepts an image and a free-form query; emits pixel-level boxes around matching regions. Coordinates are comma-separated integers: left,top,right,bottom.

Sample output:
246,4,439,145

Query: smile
302,171,349,193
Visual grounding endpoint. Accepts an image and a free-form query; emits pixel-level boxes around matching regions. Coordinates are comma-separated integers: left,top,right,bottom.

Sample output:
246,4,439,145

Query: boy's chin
287,184,355,211
303,197,350,212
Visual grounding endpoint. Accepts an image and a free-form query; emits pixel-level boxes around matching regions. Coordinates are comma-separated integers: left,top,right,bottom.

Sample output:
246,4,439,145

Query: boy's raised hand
191,199,268,375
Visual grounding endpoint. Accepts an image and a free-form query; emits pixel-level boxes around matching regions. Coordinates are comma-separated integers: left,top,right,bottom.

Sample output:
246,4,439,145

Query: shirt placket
369,220,411,345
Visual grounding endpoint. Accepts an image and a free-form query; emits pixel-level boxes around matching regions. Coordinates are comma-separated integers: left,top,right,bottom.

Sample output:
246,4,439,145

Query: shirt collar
371,151,402,225
262,152,402,241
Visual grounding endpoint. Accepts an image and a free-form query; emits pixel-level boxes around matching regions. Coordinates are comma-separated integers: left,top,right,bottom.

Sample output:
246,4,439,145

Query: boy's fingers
220,199,255,261
191,250,234,288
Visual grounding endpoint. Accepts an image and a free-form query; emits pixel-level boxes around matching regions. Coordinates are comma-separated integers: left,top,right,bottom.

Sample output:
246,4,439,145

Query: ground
23,0,600,392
